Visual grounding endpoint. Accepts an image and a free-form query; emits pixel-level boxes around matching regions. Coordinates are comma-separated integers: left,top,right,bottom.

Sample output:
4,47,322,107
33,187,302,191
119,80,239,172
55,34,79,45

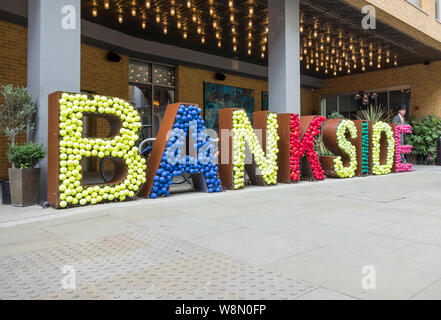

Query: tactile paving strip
0,230,317,300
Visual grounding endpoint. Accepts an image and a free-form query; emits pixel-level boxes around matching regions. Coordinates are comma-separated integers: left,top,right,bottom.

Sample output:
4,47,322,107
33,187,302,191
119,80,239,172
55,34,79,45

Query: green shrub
7,142,47,169
407,115,441,164
314,132,335,156
328,112,345,119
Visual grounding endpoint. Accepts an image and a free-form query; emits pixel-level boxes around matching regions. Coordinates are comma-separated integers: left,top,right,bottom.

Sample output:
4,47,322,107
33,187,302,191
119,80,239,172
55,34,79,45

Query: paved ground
1,166,441,300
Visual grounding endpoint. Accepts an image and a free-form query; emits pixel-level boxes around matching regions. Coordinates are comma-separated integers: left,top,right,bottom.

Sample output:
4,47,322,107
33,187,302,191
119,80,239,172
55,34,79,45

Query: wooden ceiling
82,0,441,78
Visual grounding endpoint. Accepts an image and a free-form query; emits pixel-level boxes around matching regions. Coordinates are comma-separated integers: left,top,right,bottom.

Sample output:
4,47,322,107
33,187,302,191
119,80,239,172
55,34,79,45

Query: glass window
129,84,153,139
129,62,151,85
324,96,338,118
153,86,175,136
152,64,175,87
407,0,422,8
389,90,405,113
437,0,440,20
376,91,388,110
129,60,175,138
339,94,358,119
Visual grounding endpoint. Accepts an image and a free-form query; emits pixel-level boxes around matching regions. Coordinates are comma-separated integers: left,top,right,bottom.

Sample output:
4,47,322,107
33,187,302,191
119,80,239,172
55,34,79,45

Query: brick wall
0,20,27,179
0,20,130,178
80,44,129,171
315,60,441,119
176,65,316,116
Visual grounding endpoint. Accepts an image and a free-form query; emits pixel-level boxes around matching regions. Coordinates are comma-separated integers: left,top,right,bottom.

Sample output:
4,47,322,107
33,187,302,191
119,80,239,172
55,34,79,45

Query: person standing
392,104,408,163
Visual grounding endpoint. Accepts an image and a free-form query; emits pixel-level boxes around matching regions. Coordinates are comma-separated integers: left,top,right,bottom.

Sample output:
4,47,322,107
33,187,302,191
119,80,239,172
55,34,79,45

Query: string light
103,1,400,78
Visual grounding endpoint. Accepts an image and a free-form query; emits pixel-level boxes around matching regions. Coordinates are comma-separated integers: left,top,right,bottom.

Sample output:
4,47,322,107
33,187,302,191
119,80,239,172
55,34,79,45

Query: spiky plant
356,104,391,123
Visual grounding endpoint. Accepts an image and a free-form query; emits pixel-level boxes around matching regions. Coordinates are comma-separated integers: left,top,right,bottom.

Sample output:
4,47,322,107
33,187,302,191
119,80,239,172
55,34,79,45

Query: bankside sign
47,92,413,209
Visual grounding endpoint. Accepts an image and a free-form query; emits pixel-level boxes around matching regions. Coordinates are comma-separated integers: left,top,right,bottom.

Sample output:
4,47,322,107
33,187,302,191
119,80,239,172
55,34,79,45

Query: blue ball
150,193,157,199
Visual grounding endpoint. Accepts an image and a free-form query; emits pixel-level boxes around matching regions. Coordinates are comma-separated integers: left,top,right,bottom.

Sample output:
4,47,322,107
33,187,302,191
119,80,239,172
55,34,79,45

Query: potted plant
7,142,46,206
406,115,441,165
315,131,339,177
0,84,37,206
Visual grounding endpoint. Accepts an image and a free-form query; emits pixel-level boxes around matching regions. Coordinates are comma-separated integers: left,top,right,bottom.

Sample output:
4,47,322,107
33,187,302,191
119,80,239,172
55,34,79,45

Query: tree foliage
0,84,36,147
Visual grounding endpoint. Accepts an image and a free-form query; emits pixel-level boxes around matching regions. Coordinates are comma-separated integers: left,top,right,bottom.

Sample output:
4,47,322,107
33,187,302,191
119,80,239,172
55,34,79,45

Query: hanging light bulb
248,20,253,28
232,36,237,43
156,14,160,23
142,20,146,29
261,52,265,59
146,0,151,9
163,25,168,34
170,6,175,16
233,45,237,52
230,13,235,22
209,7,214,15
92,6,98,17
201,35,205,44
183,31,188,39
218,41,222,48
300,25,304,33
118,14,123,23
229,0,234,8
131,6,136,16
248,48,251,55
187,0,191,8
249,6,254,16
177,20,181,29
104,0,110,9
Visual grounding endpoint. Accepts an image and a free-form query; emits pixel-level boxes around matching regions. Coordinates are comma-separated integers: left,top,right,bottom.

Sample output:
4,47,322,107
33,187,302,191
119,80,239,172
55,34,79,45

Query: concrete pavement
1,166,441,299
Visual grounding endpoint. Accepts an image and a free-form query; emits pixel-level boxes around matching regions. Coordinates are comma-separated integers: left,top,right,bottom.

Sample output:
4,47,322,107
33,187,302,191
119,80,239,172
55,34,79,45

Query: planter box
319,155,340,178
8,168,41,207
0,180,11,205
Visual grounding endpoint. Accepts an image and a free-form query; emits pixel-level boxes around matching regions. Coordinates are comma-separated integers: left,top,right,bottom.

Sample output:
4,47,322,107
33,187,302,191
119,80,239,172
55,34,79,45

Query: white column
28,0,81,200
268,0,301,115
